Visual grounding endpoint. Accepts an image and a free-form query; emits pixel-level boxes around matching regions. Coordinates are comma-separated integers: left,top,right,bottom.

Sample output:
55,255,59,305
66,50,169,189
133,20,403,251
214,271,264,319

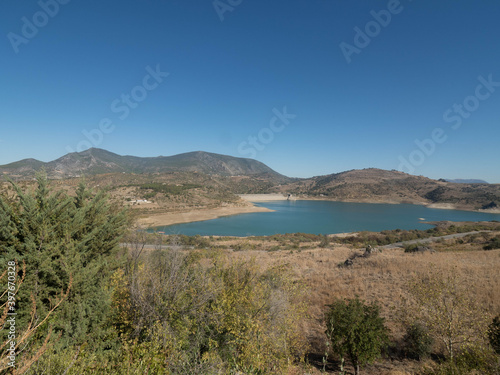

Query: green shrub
483,235,500,250
404,243,427,253
319,235,330,248
488,315,500,354
418,347,499,375
403,322,433,360
325,297,389,375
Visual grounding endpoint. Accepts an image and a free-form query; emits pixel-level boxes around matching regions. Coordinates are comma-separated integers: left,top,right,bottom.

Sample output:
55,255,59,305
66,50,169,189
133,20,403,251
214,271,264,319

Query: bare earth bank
136,195,500,228
242,194,500,213
238,194,290,202
136,205,274,228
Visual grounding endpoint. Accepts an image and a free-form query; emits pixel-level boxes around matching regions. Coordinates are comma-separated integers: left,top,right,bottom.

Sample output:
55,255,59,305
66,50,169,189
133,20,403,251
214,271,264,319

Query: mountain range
0,148,286,180
1,148,498,212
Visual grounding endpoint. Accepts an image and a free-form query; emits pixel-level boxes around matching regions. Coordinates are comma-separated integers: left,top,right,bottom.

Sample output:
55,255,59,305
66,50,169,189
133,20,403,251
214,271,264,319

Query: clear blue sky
1,0,499,181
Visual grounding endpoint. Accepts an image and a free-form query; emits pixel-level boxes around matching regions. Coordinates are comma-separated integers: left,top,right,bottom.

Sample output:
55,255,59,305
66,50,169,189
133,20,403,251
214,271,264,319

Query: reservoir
153,200,500,236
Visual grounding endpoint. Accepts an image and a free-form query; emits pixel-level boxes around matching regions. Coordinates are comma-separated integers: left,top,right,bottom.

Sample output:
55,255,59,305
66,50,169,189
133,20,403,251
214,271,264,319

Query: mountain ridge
0,148,287,180
1,149,499,212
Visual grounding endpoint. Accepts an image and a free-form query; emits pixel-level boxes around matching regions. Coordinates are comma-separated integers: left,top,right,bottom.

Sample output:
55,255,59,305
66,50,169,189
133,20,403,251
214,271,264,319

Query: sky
1,0,499,182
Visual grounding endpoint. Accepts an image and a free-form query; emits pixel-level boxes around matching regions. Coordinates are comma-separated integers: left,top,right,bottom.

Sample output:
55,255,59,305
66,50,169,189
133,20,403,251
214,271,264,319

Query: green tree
325,297,388,375
0,174,129,350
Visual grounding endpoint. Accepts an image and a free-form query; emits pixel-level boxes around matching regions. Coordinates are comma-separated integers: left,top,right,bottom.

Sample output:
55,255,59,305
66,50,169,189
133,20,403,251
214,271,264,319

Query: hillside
446,178,489,184
0,148,288,181
1,151,499,213
274,168,500,211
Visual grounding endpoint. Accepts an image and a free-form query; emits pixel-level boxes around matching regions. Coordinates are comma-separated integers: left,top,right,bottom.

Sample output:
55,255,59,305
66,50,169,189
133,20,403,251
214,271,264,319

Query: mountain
1,151,498,211
0,148,287,180
445,179,489,184
273,168,500,210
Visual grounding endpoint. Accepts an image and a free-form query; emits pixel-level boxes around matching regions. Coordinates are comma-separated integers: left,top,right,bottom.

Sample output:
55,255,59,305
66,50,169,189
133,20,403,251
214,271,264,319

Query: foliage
483,235,500,250
318,235,330,248
404,243,425,253
0,173,129,351
138,183,201,198
402,322,434,360
107,249,308,374
335,222,500,247
418,346,500,375
488,315,500,354
401,269,490,360
325,297,389,375
0,261,70,374
178,234,212,248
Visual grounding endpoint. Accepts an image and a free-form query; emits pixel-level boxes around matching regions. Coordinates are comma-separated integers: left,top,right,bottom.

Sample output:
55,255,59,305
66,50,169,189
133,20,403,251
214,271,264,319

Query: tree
325,297,388,375
488,315,500,354
402,269,490,360
0,261,71,374
0,174,129,350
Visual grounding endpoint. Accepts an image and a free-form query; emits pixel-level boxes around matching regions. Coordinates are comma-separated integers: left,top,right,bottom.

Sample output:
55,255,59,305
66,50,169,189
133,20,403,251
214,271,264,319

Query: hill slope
1,152,498,212
0,148,287,180
273,168,500,211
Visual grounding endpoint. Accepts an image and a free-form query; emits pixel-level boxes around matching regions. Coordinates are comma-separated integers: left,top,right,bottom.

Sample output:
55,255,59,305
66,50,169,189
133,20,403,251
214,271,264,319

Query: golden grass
224,241,500,374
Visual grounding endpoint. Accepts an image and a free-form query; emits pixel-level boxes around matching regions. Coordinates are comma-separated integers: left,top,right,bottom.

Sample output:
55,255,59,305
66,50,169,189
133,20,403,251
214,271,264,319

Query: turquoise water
152,200,500,236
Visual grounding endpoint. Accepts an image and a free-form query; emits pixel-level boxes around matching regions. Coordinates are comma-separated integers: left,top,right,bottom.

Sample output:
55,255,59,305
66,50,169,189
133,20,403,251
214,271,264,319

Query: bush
488,315,500,354
403,322,433,360
483,235,500,250
404,243,421,253
418,346,500,375
319,235,330,248
110,251,308,374
325,297,389,375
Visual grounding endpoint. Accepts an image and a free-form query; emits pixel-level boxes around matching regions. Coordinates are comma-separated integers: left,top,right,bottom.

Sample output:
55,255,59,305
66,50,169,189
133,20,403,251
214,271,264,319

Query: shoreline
136,205,274,228
239,194,500,214
238,194,290,202
136,195,500,229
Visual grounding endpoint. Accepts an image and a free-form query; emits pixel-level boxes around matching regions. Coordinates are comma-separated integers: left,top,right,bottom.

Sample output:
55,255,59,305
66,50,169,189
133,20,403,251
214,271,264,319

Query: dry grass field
202,233,500,374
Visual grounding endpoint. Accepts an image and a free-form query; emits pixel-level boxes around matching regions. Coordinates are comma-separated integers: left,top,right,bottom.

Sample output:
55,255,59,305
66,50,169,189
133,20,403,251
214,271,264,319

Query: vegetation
404,243,426,253
0,178,309,374
403,322,434,360
488,315,500,354
138,182,201,199
336,222,500,247
0,174,129,350
325,297,389,375
1,175,500,373
483,234,500,250
21,250,308,374
0,261,71,373
402,270,490,361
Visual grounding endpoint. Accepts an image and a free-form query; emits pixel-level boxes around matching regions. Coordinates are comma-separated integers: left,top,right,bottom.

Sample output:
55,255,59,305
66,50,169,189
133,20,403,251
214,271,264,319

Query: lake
152,200,500,236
